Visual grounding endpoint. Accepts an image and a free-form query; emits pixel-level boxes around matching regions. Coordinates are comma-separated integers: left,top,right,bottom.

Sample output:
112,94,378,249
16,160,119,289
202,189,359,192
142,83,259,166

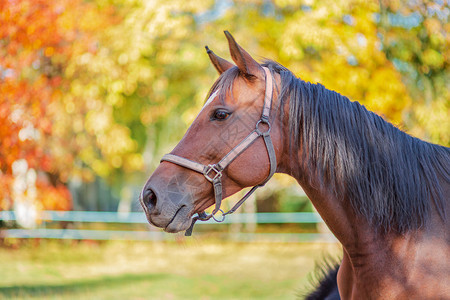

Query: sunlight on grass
0,239,340,299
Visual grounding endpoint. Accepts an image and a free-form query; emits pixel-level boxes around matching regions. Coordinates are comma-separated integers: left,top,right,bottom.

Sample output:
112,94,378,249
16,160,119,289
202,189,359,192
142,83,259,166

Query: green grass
0,238,340,299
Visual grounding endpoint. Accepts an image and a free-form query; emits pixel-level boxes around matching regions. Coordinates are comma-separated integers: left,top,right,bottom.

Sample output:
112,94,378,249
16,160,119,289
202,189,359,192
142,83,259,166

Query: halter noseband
161,67,277,236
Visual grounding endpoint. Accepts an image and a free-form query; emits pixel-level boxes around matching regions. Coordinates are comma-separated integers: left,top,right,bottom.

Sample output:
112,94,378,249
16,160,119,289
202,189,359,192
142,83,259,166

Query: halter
161,67,277,236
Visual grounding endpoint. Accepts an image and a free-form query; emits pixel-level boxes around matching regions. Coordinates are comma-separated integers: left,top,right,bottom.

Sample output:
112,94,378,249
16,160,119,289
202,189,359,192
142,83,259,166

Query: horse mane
303,257,340,300
207,60,449,233
262,60,449,233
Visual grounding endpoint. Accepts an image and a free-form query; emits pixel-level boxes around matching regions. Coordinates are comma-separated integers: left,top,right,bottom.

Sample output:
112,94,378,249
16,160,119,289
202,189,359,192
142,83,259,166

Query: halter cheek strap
160,67,276,236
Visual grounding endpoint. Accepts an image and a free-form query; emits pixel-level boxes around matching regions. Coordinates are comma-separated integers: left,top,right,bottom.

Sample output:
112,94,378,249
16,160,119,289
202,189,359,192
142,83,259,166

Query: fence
0,210,337,243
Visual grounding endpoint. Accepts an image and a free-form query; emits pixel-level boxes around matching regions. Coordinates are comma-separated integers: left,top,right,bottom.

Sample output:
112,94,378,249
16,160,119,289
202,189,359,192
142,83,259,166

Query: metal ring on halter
255,119,271,135
211,209,226,222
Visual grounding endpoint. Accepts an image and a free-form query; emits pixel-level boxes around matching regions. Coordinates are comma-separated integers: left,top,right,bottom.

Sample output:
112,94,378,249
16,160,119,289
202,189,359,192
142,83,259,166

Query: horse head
140,31,285,233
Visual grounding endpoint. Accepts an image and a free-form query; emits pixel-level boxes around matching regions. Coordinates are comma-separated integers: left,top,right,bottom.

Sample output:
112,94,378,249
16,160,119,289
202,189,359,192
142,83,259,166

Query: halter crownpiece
160,67,276,236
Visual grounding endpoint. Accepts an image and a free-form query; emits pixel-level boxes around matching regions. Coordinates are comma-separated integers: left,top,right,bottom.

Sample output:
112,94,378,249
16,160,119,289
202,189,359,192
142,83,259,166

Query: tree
0,0,112,212
379,0,449,145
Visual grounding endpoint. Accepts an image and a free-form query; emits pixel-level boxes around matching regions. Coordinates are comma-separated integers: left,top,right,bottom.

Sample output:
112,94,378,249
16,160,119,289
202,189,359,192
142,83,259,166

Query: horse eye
212,110,230,121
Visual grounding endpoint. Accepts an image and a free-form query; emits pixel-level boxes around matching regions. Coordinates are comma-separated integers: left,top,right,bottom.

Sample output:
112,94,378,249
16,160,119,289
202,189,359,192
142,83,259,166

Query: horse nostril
143,188,157,210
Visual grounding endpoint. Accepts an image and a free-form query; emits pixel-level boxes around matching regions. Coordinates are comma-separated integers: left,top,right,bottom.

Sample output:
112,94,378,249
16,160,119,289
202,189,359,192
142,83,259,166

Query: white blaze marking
199,90,219,113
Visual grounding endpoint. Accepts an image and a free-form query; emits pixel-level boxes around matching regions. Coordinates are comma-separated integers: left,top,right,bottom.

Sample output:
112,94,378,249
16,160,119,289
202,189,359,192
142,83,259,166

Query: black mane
303,258,340,300
263,60,449,233
207,61,449,233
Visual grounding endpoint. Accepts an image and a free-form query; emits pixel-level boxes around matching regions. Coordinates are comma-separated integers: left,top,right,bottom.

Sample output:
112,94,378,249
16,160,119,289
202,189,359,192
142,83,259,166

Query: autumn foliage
1,0,448,214
0,0,109,210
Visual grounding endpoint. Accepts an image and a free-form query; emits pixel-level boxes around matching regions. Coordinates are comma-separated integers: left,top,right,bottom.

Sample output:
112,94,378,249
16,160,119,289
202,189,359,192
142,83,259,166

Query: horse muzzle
140,181,194,233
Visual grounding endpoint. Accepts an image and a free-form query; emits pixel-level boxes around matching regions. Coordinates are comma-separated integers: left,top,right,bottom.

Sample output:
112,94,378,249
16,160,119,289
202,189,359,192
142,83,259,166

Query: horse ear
224,31,263,77
205,46,234,74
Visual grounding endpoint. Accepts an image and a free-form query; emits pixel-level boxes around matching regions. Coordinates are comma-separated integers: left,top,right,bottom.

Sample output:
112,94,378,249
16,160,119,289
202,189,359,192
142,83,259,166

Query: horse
140,31,450,299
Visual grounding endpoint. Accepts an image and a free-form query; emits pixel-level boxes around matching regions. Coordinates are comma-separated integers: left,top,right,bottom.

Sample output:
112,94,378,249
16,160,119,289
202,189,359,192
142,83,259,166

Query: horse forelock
260,60,449,233
205,66,240,106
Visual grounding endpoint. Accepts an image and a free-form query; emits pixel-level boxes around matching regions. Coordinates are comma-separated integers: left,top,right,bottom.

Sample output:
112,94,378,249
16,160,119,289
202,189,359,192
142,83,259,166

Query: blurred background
0,0,448,298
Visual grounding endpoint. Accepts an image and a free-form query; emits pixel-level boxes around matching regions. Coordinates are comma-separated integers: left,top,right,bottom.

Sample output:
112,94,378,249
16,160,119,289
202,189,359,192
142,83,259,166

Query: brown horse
141,31,450,299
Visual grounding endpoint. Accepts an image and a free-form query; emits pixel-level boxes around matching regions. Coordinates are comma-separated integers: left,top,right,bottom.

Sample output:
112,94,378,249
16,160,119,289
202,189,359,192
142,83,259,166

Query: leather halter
161,67,277,236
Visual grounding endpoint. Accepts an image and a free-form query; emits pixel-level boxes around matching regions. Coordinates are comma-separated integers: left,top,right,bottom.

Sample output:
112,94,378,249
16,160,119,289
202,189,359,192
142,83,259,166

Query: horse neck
288,160,374,248
275,94,377,250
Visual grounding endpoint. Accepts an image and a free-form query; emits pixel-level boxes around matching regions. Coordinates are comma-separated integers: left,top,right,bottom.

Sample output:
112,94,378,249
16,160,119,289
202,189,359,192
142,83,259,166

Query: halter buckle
204,164,222,182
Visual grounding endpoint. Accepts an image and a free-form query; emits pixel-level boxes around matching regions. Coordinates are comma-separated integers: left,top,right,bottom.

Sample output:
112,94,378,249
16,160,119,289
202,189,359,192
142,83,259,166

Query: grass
0,238,341,299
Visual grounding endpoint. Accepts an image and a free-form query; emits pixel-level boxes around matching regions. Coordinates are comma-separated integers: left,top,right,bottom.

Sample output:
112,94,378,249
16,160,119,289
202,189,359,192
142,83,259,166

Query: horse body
141,32,450,299
299,171,449,299
341,216,449,299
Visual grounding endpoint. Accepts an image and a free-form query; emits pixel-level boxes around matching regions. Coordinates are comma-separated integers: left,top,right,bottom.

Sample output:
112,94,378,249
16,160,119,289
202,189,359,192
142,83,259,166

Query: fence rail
0,210,324,224
0,211,336,243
